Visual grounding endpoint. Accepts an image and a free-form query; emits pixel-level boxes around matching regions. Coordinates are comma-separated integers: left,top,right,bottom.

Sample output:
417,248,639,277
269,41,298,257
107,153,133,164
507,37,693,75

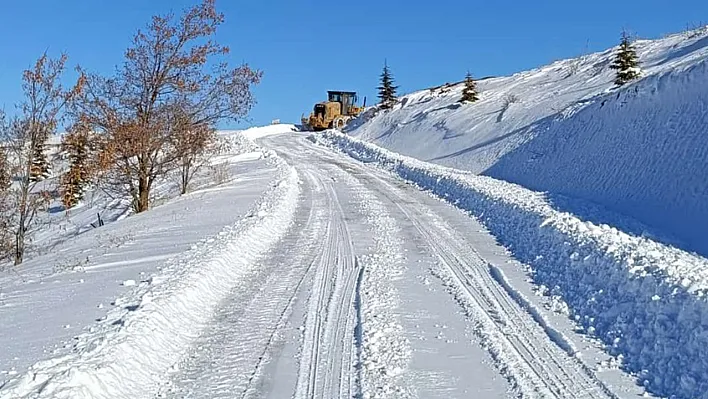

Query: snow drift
313,130,708,399
238,123,298,140
349,28,708,255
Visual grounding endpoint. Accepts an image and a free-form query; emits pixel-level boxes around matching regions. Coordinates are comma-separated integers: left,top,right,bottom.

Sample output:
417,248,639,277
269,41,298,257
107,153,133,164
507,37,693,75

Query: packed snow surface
264,134,635,398
313,129,708,399
155,134,514,399
349,28,708,255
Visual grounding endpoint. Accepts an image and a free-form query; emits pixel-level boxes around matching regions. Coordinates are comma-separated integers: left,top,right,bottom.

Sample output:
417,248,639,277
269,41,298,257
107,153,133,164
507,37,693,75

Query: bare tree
0,54,82,265
0,115,10,192
169,108,218,194
73,0,261,213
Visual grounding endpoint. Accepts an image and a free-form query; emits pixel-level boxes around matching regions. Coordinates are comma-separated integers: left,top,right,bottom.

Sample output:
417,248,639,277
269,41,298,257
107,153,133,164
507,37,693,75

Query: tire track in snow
155,169,333,399
324,153,617,399
294,171,360,399
349,178,414,399
268,138,413,399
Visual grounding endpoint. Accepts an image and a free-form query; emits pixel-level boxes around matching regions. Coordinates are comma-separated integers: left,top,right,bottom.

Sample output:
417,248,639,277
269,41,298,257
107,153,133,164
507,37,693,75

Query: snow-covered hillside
349,27,708,255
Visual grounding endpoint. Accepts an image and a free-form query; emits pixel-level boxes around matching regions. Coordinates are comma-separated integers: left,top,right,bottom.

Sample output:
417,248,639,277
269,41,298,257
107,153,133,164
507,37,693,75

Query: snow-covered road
157,132,642,399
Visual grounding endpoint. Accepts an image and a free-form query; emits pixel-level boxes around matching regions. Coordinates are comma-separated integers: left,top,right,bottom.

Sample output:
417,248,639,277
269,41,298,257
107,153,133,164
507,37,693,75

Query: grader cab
301,91,365,131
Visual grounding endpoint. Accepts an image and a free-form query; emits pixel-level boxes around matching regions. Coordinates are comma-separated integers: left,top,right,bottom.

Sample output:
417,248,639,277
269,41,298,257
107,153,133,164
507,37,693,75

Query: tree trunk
15,172,30,266
137,174,150,213
135,155,151,213
14,229,25,265
180,161,190,195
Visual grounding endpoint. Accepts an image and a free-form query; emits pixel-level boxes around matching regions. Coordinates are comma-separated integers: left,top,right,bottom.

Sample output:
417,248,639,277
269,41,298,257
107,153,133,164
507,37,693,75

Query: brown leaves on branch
72,0,261,213
2,1,260,266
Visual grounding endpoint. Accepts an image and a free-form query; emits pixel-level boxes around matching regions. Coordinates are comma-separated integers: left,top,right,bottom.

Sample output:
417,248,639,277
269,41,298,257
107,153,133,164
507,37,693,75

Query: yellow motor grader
301,91,365,131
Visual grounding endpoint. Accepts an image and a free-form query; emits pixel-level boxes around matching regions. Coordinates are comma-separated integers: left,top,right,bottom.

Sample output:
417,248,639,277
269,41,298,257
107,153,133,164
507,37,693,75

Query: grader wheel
332,116,351,130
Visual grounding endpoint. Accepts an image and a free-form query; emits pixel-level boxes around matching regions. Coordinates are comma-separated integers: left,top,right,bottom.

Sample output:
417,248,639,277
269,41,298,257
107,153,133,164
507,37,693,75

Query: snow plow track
295,172,360,399
153,132,629,399
155,170,325,399
327,152,618,399
156,166,363,399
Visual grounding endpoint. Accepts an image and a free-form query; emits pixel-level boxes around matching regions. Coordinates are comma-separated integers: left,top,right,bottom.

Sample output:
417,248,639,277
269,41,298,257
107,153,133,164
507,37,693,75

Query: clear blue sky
0,0,706,129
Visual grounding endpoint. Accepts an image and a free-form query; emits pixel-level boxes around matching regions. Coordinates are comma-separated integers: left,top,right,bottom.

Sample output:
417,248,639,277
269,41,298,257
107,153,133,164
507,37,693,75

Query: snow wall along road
486,60,708,257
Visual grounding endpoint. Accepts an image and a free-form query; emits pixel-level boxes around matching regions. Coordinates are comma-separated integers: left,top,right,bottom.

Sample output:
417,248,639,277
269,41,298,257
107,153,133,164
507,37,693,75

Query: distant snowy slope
349,28,708,254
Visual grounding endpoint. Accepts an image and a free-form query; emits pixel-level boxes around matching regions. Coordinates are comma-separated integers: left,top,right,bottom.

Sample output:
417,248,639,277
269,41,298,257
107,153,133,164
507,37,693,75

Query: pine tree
29,137,51,182
377,61,398,110
610,31,641,86
0,148,11,262
459,72,479,103
0,149,10,191
60,130,91,209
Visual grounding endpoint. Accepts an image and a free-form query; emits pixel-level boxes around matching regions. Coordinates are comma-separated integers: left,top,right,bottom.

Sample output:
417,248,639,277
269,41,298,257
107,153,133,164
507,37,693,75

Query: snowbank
239,123,298,140
0,154,301,398
216,129,261,153
349,28,708,255
313,130,708,399
486,60,708,255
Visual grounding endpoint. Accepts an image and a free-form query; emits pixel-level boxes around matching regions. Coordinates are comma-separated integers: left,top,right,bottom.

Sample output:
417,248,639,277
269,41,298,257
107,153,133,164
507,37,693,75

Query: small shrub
53,256,90,274
210,163,231,186
503,94,521,107
683,22,708,39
